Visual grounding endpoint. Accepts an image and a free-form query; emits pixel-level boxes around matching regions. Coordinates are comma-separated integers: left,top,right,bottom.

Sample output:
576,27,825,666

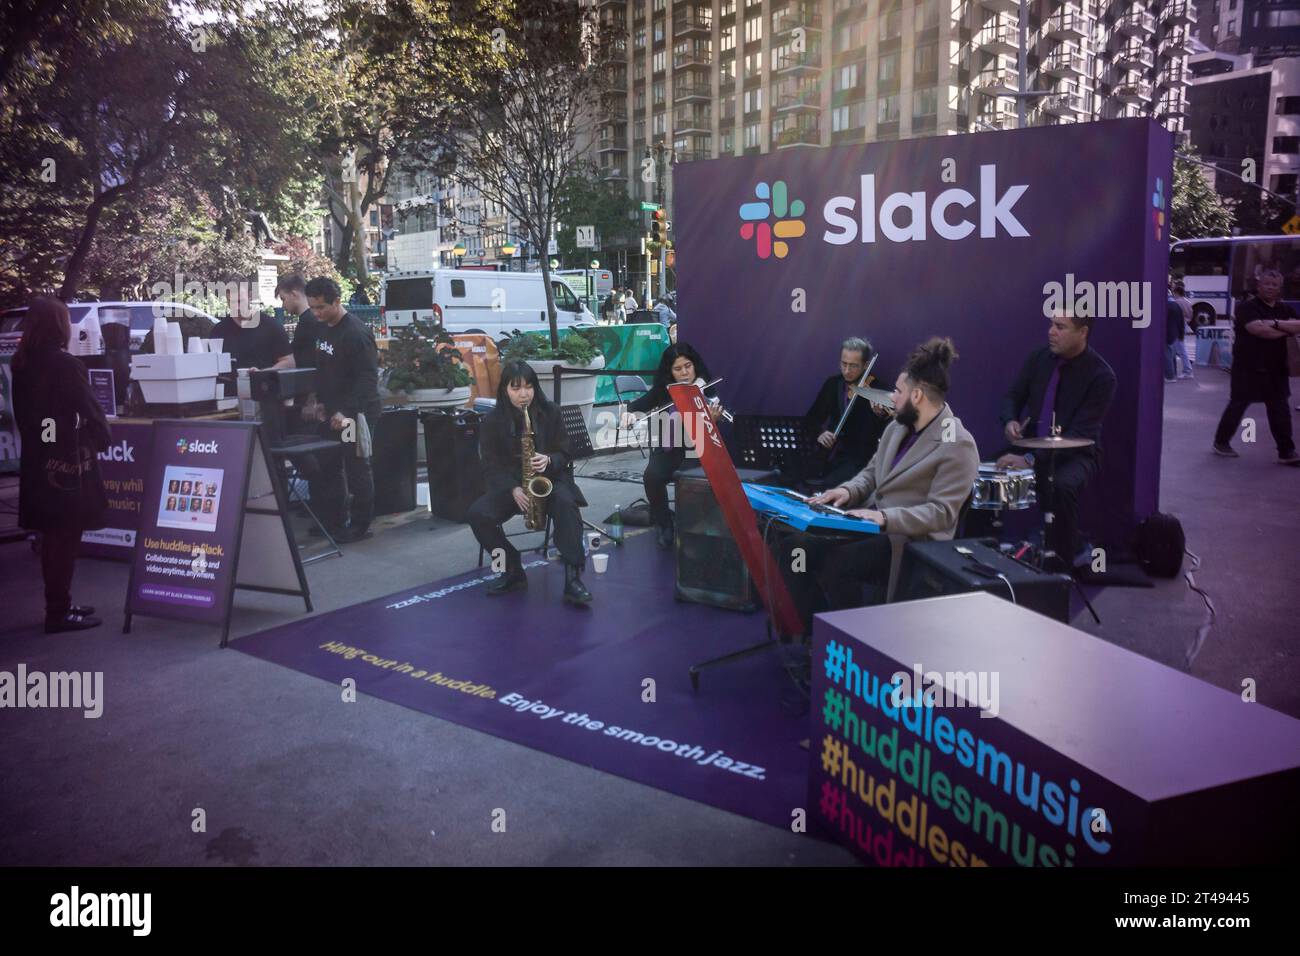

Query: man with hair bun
777,338,980,631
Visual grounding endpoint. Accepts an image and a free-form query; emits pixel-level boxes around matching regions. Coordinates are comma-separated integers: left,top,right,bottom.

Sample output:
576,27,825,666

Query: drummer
997,312,1116,572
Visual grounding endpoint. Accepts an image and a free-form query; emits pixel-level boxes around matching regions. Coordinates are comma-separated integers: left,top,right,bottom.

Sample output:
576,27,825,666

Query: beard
895,397,919,430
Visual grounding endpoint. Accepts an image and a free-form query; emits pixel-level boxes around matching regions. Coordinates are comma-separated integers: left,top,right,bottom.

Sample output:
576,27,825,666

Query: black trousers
820,453,866,488
1035,453,1098,562
644,447,686,528
313,439,374,531
468,481,585,569
40,525,83,619
771,529,894,634
1214,370,1295,456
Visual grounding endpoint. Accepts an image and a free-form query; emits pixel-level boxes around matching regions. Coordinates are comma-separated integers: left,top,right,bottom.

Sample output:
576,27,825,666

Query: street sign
1284,215,1300,236
640,202,661,212
576,225,596,248
548,237,558,255
666,220,672,232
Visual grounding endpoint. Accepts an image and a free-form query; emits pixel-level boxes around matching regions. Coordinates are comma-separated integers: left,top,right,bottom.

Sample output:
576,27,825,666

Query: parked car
0,301,221,354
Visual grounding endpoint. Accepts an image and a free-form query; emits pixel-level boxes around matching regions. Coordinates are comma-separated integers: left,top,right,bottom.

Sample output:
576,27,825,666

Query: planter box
529,355,606,428
404,386,472,464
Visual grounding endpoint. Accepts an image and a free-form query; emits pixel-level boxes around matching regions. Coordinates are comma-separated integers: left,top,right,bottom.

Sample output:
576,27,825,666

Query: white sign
257,265,279,307
576,225,596,248
548,237,558,255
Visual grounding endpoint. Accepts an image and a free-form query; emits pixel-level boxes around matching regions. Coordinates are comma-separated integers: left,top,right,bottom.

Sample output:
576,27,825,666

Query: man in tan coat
781,338,979,628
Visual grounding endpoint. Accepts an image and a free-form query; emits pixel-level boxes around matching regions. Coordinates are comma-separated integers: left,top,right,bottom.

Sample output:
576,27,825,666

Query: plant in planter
499,327,603,366
385,319,473,395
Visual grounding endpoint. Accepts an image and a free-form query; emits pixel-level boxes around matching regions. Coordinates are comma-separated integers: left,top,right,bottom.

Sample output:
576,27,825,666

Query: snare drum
971,463,1037,511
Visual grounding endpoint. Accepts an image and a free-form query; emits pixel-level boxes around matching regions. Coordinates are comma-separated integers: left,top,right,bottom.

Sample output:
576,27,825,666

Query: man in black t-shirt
1213,266,1300,465
275,273,321,370
211,307,293,386
303,277,381,541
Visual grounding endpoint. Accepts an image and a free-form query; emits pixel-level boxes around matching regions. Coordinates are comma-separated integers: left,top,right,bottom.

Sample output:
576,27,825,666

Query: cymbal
1013,435,1095,450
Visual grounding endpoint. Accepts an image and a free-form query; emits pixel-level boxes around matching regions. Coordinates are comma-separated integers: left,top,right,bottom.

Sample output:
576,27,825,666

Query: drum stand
1037,447,1101,626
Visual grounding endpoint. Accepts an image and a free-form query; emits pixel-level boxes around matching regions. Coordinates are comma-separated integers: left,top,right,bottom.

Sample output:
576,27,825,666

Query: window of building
915,0,940,32
913,86,938,117
744,51,763,77
720,55,735,82
635,60,646,80
835,21,866,53
882,7,903,40
654,50,666,72
653,80,665,105
654,20,665,43
720,0,735,15
836,63,859,92
653,112,667,135
832,105,850,131
744,87,763,113
745,15,763,44
722,128,735,154
1279,96,1300,115
878,93,900,123
878,51,900,86
654,0,665,11
636,89,646,110
721,25,736,52
1273,136,1300,153
635,26,647,49
915,42,937,77
744,122,761,148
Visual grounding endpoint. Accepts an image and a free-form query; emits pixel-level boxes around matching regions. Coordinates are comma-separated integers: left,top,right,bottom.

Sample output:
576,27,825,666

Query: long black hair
13,296,71,373
649,343,714,402
494,360,554,422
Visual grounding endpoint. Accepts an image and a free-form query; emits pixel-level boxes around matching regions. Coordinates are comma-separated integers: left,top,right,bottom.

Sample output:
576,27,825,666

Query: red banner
669,382,804,638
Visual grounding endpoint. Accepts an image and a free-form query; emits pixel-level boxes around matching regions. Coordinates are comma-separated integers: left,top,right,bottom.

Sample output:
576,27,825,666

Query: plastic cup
587,532,602,550
592,553,609,574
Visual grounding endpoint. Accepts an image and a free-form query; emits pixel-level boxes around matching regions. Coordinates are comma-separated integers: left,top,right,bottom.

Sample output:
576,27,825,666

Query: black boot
563,563,593,606
655,513,674,550
486,563,528,596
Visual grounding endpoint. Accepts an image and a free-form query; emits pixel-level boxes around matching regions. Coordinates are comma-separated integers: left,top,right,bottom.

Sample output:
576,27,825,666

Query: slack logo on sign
822,164,1029,245
98,440,135,463
176,438,219,455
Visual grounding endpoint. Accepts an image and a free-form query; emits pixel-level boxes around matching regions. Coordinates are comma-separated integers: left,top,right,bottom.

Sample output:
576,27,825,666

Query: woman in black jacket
469,361,592,606
12,297,113,632
621,343,723,548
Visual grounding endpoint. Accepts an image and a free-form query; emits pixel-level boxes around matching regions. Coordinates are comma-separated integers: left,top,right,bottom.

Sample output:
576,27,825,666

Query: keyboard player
774,338,980,633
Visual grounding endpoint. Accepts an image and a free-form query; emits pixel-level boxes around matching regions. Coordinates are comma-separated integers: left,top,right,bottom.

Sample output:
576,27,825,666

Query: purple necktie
1036,359,1064,438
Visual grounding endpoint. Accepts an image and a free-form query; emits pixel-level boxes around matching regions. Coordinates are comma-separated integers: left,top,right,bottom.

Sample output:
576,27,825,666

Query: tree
425,0,620,348
0,1,320,301
310,0,506,286
1171,154,1236,240
554,163,640,267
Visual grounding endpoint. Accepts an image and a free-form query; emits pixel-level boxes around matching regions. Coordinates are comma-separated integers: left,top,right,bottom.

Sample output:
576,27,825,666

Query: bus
1170,234,1300,327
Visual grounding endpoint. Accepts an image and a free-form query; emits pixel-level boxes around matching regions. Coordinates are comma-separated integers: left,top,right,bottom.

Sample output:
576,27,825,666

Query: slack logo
98,440,134,463
822,164,1029,245
176,438,219,455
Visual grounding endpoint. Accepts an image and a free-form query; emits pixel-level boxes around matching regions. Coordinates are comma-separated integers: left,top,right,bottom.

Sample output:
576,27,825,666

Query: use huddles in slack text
817,640,1113,867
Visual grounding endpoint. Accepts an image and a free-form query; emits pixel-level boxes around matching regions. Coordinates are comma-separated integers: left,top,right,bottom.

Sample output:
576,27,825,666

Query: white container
207,338,224,355
131,352,220,405
164,323,183,357
592,553,609,573
187,335,205,354
80,311,102,354
153,316,170,354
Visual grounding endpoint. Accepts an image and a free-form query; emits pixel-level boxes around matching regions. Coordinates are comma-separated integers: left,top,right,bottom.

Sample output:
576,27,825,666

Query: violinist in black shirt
998,312,1116,570
471,361,593,606
804,336,891,487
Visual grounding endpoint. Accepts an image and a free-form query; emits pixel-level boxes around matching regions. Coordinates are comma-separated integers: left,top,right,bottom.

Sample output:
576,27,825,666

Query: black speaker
673,466,778,612
422,410,486,523
373,407,418,515
895,539,1073,623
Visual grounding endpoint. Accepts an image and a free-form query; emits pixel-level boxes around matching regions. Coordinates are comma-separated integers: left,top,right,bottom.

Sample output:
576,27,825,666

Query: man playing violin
803,337,891,487
776,338,980,633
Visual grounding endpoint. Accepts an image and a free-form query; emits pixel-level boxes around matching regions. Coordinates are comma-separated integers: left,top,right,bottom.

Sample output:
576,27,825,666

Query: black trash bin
422,409,486,522
373,406,419,515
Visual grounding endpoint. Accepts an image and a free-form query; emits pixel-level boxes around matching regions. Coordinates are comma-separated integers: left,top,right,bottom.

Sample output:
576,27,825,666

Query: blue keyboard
743,484,881,535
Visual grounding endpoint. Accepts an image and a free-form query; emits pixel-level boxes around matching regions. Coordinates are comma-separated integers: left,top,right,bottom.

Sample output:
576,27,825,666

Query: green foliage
385,318,472,393
1171,155,1236,240
555,164,641,265
500,328,602,366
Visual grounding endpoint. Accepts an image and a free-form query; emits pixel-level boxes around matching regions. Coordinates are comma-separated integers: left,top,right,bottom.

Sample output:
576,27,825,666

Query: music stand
732,415,821,478
559,404,619,545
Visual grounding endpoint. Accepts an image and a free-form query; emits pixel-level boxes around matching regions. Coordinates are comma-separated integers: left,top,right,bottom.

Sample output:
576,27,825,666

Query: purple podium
809,592,1300,866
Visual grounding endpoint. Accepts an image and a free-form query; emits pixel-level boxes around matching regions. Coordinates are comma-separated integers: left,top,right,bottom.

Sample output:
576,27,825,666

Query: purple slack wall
677,118,1173,548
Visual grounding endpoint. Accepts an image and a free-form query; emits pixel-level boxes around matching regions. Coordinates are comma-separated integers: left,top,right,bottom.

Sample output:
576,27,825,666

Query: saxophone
521,403,553,530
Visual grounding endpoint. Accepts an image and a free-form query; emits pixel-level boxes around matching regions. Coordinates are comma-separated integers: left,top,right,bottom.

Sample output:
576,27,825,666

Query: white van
379,269,595,337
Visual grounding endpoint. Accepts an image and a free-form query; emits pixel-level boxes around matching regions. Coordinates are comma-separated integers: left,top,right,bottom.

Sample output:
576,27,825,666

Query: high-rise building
594,0,1193,205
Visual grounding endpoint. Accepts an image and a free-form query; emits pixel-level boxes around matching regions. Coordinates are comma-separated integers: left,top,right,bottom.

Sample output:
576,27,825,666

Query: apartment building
595,0,1194,206
384,165,529,272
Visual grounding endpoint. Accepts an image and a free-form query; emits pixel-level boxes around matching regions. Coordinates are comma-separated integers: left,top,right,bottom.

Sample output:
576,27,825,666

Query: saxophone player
469,361,593,606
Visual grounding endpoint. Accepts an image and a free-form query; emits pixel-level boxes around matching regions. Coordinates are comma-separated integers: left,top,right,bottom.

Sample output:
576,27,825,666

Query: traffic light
651,208,666,243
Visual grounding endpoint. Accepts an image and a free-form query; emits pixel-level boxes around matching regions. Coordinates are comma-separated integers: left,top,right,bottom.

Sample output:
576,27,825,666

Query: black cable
1181,546,1217,669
